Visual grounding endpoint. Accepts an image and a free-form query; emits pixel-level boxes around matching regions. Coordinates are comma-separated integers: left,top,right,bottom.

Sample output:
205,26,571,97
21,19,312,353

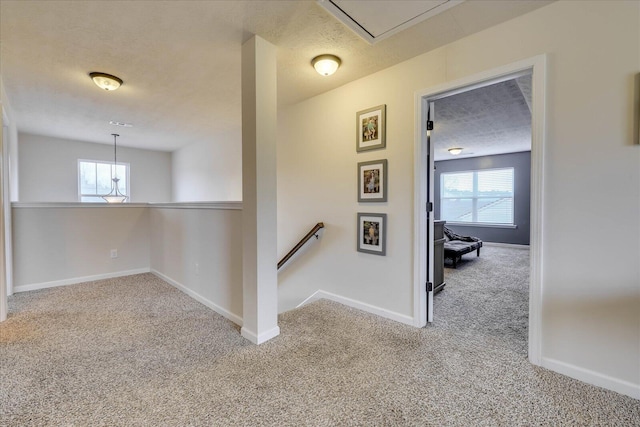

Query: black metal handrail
277,222,324,270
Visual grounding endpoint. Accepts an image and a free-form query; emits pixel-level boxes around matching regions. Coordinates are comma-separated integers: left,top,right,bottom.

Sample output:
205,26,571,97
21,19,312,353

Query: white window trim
77,159,130,202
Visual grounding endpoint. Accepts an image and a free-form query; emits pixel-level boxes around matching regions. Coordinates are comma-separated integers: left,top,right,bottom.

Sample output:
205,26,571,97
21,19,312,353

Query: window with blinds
440,167,514,225
78,160,129,202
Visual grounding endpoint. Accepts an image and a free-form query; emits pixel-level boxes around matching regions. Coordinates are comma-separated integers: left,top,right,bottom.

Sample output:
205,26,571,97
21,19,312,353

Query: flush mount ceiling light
448,147,463,155
89,72,123,91
102,134,128,203
311,54,341,76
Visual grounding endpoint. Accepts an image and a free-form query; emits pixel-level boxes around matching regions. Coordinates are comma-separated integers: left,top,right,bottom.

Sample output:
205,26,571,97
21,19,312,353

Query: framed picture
357,212,387,256
356,104,386,152
358,159,387,202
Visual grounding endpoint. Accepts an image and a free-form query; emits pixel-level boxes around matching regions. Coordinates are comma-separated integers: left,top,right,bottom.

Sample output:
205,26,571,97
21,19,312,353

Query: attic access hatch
319,0,463,44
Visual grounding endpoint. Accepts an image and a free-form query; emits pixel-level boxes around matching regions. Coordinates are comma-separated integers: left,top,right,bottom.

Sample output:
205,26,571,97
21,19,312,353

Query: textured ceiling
0,0,552,151
433,76,532,161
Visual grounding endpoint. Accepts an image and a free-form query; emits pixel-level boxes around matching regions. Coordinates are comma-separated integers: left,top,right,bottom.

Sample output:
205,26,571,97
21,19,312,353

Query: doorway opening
413,55,546,365
432,74,532,355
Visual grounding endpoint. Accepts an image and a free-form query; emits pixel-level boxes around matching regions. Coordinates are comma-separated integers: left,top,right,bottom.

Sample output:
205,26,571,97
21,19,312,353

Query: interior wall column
0,107,7,322
240,35,279,344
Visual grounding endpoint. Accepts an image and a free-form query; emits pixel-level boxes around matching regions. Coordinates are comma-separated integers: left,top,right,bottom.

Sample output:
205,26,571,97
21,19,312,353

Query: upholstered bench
443,226,483,268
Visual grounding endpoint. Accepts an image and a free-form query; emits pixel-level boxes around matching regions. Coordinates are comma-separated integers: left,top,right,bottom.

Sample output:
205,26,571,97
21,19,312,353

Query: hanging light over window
90,72,123,91
311,54,341,76
102,134,128,203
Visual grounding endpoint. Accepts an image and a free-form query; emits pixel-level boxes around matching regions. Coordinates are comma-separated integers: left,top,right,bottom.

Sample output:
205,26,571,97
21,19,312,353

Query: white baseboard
297,290,415,326
542,357,640,400
14,268,151,293
150,269,243,327
241,325,281,344
483,242,530,249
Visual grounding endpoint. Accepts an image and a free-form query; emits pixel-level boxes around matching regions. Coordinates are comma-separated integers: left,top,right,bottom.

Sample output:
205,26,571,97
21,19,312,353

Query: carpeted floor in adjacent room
1,246,639,426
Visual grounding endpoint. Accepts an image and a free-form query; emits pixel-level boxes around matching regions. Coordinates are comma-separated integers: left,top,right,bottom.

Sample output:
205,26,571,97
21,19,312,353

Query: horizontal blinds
79,160,128,199
441,168,514,224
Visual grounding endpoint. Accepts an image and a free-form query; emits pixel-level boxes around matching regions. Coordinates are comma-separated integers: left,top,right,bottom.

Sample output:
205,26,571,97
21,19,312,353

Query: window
440,167,514,225
78,160,129,202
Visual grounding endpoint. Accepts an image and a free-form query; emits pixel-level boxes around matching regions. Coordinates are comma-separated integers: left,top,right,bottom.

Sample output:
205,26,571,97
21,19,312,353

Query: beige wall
18,133,172,203
1,78,17,299
171,131,242,202
1,78,18,202
0,101,6,320
149,206,243,324
12,206,150,289
12,203,243,325
278,0,640,396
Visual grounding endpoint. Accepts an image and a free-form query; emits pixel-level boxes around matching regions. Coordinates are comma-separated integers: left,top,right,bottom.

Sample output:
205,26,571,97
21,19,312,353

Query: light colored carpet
1,252,639,426
437,244,530,355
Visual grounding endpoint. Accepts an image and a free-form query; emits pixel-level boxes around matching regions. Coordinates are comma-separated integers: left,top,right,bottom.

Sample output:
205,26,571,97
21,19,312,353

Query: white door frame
0,107,6,322
413,54,546,365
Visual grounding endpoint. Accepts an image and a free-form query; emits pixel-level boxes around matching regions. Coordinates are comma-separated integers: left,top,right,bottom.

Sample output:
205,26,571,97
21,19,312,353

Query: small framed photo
356,104,386,152
357,212,387,256
358,159,387,202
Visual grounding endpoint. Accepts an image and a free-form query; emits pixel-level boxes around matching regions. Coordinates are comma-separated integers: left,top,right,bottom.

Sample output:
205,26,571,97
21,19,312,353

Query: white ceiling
0,0,552,152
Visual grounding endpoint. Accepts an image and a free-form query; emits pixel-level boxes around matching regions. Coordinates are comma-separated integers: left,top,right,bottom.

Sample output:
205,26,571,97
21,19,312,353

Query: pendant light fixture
102,133,128,203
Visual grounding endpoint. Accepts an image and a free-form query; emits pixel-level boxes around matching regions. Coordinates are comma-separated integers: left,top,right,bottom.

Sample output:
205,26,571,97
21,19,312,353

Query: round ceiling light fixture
89,72,123,91
311,54,341,76
448,147,463,155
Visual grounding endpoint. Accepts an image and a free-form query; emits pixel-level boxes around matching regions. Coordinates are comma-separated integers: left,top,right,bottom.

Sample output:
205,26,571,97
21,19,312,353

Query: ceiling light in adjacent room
89,72,123,91
311,54,341,76
448,147,463,155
